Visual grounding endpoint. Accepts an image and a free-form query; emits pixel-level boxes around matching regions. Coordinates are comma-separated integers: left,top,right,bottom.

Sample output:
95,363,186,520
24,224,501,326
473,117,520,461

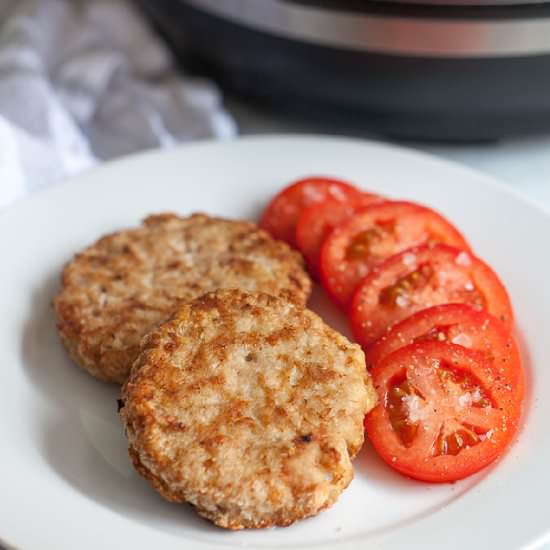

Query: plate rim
2,133,550,225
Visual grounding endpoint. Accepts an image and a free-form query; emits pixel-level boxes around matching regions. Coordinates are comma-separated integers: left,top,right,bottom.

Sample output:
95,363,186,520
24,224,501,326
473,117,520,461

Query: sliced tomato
365,304,524,398
259,177,361,246
295,193,381,276
350,244,513,348
320,201,470,308
365,341,522,482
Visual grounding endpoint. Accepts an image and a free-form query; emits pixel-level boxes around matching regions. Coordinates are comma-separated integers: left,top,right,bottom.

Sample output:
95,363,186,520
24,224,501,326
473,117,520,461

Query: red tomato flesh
295,193,381,276
320,201,470,308
259,177,360,246
365,304,524,399
365,341,522,482
350,244,513,348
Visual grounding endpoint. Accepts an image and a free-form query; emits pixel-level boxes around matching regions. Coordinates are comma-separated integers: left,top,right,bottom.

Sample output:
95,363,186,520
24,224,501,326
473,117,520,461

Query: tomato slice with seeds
365,304,524,399
365,341,522,482
295,193,381,276
259,177,361,246
319,201,470,308
350,244,513,348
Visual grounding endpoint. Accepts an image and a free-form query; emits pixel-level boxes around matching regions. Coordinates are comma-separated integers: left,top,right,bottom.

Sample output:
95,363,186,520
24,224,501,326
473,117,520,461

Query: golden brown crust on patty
120,289,377,530
53,213,311,384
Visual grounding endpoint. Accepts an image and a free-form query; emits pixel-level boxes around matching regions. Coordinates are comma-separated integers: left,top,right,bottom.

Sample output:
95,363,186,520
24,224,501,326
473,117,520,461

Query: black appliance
138,0,550,140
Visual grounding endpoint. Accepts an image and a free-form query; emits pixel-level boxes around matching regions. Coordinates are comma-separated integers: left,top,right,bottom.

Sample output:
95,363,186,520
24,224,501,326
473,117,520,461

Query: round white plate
1,136,548,550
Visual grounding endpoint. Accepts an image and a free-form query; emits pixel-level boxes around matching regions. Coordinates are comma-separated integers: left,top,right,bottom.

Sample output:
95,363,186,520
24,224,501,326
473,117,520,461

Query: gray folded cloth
0,0,236,209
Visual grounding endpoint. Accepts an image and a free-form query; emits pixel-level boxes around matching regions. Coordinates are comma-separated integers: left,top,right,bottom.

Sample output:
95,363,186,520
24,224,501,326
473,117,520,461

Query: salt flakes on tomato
455,251,472,267
365,342,521,482
450,332,473,347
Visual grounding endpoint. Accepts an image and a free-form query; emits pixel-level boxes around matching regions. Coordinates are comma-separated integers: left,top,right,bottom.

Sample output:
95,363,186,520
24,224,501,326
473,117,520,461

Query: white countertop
229,99,550,210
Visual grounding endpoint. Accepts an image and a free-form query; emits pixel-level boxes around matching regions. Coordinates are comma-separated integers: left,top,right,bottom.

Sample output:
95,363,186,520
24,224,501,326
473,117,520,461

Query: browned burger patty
120,289,377,530
53,213,311,384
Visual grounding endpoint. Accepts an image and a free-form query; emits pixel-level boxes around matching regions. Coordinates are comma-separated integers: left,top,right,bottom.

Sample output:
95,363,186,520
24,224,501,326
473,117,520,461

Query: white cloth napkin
0,0,237,209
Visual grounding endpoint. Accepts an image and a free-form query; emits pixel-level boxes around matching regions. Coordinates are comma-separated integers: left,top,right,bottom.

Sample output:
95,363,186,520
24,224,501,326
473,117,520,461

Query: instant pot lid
183,0,550,57
140,0,550,140
293,0,550,6
386,1,547,3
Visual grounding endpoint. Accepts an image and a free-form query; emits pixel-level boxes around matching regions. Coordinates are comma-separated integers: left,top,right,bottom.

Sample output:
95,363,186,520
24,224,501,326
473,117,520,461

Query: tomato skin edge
319,201,472,310
365,406,516,483
295,193,382,278
259,177,361,246
364,303,524,403
364,341,522,483
349,243,515,349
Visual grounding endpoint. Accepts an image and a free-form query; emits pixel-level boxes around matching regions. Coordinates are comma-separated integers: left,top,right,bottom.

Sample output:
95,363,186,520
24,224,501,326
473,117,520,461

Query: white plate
1,136,548,550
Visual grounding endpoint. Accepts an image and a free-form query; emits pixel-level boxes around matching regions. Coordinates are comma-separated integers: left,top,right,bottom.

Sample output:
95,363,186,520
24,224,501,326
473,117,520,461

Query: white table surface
228,98,550,210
